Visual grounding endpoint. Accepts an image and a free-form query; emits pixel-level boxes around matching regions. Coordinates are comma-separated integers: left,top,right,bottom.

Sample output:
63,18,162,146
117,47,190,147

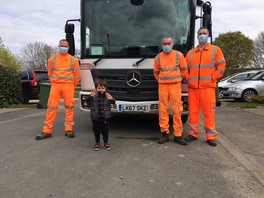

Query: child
86,79,116,151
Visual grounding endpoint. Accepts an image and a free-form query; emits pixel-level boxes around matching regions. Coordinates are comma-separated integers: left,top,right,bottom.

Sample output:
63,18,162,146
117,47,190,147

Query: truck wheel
181,115,188,124
241,89,257,102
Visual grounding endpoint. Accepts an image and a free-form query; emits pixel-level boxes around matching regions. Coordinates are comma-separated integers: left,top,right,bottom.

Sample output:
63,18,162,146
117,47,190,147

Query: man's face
162,38,173,47
197,29,209,37
59,41,69,48
96,85,106,94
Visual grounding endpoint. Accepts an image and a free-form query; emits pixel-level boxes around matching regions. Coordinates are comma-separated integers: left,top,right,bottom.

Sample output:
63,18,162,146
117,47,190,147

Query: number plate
118,104,148,112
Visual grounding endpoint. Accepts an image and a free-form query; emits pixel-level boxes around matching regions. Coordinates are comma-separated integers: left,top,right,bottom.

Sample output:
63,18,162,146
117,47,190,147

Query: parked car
222,70,264,102
19,70,49,104
218,70,260,99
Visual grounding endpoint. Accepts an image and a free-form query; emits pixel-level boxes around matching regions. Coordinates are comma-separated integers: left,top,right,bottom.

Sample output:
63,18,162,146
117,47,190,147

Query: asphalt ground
0,101,263,198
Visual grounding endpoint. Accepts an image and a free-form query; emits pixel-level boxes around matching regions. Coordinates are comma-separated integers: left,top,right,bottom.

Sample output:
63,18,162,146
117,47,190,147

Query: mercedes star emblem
126,71,142,87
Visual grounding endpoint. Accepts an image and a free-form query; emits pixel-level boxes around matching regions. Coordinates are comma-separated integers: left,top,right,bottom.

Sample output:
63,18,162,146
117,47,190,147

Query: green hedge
0,64,22,108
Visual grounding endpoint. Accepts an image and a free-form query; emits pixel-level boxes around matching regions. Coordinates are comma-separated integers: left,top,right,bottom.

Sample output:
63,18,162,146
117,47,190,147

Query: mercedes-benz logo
126,71,142,87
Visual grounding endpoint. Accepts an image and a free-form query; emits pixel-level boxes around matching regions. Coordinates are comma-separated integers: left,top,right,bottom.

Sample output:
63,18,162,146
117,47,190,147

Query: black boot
174,136,187,145
157,132,169,144
184,135,197,142
207,140,217,147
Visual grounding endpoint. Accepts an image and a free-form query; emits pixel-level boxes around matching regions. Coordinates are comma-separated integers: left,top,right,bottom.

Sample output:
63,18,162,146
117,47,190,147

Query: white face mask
162,45,172,53
198,34,208,43
59,47,69,54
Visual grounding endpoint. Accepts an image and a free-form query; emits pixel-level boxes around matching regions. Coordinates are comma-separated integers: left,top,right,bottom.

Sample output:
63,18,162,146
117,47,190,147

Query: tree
19,41,56,70
253,32,264,68
213,31,254,76
0,37,20,70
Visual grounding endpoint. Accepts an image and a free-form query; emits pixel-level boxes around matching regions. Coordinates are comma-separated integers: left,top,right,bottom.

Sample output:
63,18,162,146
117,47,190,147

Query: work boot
65,130,75,138
174,136,187,145
36,132,52,140
207,140,217,147
184,135,197,142
157,132,169,144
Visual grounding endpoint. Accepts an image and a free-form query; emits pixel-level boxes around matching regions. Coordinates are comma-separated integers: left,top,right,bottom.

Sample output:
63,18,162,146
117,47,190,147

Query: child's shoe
104,143,111,150
94,143,100,151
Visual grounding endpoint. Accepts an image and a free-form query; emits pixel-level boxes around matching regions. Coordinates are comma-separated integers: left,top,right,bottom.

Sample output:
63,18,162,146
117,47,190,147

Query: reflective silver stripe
48,66,52,69
157,54,161,68
160,66,179,71
51,76,74,80
157,52,179,70
209,46,217,68
65,105,74,109
200,76,212,81
74,76,81,80
211,106,216,110
52,54,74,71
159,75,182,80
175,51,179,66
205,127,217,136
53,68,73,72
153,70,159,74
189,124,199,129
74,67,80,71
69,56,73,69
189,129,199,135
65,121,74,126
217,68,224,74
189,63,211,69
44,123,53,128
188,77,199,81
180,65,188,70
48,106,58,110
215,58,225,66
188,76,212,81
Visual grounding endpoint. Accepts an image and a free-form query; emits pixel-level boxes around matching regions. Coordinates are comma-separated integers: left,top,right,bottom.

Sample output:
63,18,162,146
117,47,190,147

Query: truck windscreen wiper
93,57,104,66
132,56,149,67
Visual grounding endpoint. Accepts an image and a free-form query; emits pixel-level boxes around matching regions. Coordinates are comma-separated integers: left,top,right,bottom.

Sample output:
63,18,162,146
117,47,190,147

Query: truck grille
91,69,158,101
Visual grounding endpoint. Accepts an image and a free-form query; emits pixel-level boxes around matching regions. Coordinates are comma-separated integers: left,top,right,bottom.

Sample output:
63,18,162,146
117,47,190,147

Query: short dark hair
95,79,107,88
197,27,209,34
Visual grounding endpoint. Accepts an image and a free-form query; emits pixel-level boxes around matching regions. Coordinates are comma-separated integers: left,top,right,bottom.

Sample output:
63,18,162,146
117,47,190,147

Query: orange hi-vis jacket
47,53,81,87
185,43,226,88
154,50,188,84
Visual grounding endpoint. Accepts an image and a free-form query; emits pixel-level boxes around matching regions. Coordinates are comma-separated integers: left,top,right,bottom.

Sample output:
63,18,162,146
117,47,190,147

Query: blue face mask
59,47,69,54
162,45,172,53
198,34,208,43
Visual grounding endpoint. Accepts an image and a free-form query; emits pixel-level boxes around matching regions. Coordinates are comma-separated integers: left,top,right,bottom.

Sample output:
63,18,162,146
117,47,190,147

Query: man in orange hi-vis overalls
185,27,226,147
154,36,188,145
36,39,81,140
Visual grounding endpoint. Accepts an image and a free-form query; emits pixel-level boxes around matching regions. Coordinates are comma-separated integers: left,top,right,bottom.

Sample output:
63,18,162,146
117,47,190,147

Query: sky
1,0,264,55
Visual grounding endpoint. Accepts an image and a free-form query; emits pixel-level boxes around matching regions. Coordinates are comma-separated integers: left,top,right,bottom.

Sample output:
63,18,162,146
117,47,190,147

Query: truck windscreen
82,0,193,58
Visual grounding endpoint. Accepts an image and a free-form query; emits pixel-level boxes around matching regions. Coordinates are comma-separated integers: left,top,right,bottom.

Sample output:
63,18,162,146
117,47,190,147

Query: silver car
222,71,264,102
218,70,260,99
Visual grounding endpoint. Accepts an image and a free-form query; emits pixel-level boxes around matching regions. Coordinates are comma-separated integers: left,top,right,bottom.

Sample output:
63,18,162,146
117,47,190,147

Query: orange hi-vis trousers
158,83,183,137
188,87,217,140
42,83,75,133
